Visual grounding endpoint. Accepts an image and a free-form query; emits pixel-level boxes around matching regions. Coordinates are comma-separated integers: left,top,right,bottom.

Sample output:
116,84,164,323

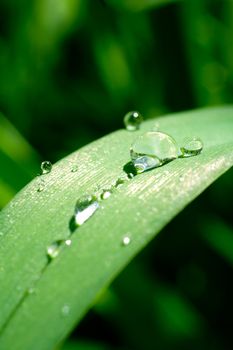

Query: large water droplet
75,195,99,226
130,131,178,173
100,189,112,200
47,241,62,259
124,111,143,131
41,161,52,174
180,137,203,157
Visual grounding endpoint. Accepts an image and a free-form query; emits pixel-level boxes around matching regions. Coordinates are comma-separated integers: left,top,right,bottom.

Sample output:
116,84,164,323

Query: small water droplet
28,287,35,295
180,137,203,157
100,189,112,200
133,156,161,174
37,178,45,192
122,236,131,246
71,165,78,173
41,161,52,174
65,239,72,246
47,241,62,259
152,122,160,131
179,175,185,182
115,177,126,188
61,304,70,316
127,173,135,179
130,131,178,174
124,111,143,131
123,162,137,178
75,195,99,226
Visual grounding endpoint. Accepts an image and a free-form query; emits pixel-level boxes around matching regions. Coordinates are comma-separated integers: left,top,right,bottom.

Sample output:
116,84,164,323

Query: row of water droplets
18,110,203,314
124,111,203,174
37,111,203,260
37,165,131,261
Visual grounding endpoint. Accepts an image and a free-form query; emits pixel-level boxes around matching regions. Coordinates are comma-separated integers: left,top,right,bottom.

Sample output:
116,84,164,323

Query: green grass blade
0,113,40,207
201,217,233,265
105,0,183,12
60,340,109,350
0,106,233,350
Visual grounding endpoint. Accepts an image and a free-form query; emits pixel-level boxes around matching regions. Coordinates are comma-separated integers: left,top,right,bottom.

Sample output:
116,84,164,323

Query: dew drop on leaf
71,165,78,173
61,304,70,317
179,175,185,182
152,122,160,131
180,137,204,157
100,189,112,200
130,131,178,174
133,156,161,174
47,241,62,259
122,236,131,246
65,239,72,246
41,161,52,174
37,178,45,192
75,195,99,226
28,287,35,295
127,173,135,179
115,177,126,188
124,111,143,131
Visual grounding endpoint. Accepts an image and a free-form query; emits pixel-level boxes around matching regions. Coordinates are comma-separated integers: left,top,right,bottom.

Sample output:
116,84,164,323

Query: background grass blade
0,113,40,208
105,0,183,12
200,217,233,265
0,106,233,350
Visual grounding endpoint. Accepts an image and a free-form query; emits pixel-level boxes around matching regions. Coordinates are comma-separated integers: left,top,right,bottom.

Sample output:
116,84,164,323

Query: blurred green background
0,0,233,349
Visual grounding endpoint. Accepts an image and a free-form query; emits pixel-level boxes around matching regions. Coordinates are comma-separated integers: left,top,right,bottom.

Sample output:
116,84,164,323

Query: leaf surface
0,107,233,350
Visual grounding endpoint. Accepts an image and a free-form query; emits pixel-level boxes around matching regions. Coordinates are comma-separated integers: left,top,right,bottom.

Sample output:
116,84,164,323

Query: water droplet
115,177,126,188
122,236,131,246
133,156,161,174
100,189,112,200
179,175,185,182
61,304,70,316
127,172,135,179
71,165,78,173
180,137,203,157
124,111,143,131
37,178,45,192
41,161,52,174
130,131,178,174
152,122,160,131
75,195,99,226
123,162,137,178
65,239,72,246
47,241,62,259
28,287,35,295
